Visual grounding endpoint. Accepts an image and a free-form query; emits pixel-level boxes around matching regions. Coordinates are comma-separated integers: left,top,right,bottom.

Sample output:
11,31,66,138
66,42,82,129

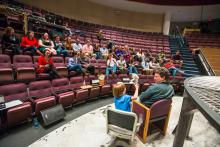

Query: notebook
92,79,99,86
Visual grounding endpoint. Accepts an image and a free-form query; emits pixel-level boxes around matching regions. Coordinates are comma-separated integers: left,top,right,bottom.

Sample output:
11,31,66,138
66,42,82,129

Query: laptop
122,78,131,84
92,79,99,86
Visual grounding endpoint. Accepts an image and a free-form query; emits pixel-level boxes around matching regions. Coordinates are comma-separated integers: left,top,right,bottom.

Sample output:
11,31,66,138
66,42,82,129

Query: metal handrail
175,26,185,47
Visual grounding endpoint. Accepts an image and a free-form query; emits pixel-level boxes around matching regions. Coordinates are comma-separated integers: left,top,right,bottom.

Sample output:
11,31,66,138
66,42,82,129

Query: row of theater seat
0,54,110,84
0,73,162,127
1,53,173,84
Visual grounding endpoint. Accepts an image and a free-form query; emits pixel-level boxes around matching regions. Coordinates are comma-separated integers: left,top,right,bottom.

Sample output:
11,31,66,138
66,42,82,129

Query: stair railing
197,49,215,76
175,26,185,48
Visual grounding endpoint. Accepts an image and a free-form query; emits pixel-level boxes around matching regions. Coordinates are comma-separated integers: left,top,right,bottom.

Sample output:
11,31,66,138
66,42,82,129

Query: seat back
33,56,40,66
29,80,52,98
69,76,84,89
106,108,138,141
53,56,65,67
150,99,172,119
0,54,11,68
13,55,34,68
52,78,70,92
0,83,28,102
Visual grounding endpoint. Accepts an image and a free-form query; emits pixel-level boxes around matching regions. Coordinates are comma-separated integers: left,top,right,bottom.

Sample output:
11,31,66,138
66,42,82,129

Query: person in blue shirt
67,52,86,75
113,82,139,112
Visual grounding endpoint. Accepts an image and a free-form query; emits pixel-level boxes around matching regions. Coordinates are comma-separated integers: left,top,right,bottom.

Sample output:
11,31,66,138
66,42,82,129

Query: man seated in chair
138,67,174,107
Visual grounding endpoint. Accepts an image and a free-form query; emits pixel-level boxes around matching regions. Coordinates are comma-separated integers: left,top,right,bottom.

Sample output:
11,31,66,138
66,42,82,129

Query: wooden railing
201,48,220,76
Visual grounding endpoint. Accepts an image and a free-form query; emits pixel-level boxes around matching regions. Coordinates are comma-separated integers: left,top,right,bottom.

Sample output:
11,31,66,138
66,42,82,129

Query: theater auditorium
0,0,220,147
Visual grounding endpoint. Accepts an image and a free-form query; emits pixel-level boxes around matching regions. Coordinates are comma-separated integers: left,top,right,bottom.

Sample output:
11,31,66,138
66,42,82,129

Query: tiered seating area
0,0,185,130
186,34,220,50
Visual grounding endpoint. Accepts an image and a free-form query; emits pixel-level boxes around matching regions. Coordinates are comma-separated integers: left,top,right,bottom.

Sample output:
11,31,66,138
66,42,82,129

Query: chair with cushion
0,54,14,84
106,107,140,142
69,76,89,103
132,99,172,143
52,78,75,108
0,83,32,127
98,59,107,74
13,55,35,82
139,75,150,92
28,80,56,115
52,56,68,77
85,75,100,99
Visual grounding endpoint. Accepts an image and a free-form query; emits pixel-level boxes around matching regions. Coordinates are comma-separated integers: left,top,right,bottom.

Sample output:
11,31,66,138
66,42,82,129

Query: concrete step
182,66,199,71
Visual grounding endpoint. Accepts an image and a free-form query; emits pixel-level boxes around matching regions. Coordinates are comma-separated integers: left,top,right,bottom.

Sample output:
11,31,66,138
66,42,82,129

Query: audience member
54,35,68,57
36,49,60,78
82,39,93,55
72,38,82,53
138,67,174,107
67,52,86,75
97,29,104,42
93,43,101,59
106,54,118,78
38,33,57,55
115,45,124,58
1,26,20,55
172,50,183,67
128,56,138,74
123,45,131,63
164,59,184,76
21,31,42,56
149,57,160,70
107,36,115,51
65,36,73,55
81,53,95,74
100,44,109,59
117,56,127,73
113,82,139,112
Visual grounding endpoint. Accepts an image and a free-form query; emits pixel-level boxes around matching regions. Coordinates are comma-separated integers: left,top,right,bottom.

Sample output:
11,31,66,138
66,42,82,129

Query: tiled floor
28,96,220,147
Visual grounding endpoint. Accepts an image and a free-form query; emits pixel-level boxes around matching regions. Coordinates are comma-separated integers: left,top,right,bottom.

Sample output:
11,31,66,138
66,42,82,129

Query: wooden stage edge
202,48,220,76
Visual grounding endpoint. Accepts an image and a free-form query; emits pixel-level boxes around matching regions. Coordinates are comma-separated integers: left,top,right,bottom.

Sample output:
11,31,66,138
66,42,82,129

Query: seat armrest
17,67,35,71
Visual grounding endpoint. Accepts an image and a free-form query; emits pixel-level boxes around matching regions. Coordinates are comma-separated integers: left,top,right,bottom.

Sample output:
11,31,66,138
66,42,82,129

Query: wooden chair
132,99,172,143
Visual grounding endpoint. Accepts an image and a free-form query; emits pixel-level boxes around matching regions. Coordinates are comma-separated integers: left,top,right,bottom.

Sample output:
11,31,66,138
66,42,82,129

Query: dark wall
170,19,220,35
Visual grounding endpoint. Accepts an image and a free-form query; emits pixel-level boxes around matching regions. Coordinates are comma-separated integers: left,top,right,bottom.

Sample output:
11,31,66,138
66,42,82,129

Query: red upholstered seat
53,57,68,77
52,78,75,107
28,80,56,115
0,83,32,127
13,55,35,82
70,76,89,103
0,54,14,84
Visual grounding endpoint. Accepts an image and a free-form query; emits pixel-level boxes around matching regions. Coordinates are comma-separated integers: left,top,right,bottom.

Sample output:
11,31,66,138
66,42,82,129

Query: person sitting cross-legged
67,52,86,75
36,49,60,78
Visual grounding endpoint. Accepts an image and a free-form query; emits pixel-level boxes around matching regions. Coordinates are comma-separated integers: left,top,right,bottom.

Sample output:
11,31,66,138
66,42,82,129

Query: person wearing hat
36,49,60,78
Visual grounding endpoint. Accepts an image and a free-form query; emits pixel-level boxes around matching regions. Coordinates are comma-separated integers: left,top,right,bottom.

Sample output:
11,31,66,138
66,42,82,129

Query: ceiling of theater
89,0,220,21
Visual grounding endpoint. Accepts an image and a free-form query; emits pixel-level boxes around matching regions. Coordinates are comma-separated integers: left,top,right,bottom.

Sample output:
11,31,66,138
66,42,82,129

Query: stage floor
28,96,220,147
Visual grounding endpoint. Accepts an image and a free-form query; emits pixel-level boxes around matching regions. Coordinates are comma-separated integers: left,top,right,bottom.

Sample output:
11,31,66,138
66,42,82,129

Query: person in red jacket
36,49,60,78
21,31,42,56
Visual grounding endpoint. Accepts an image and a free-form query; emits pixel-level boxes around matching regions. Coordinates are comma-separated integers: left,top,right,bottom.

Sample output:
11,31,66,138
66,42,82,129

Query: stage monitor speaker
40,104,66,127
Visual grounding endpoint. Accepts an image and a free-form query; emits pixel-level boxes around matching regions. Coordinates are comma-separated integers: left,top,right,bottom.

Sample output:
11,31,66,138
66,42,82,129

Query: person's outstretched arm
131,84,139,100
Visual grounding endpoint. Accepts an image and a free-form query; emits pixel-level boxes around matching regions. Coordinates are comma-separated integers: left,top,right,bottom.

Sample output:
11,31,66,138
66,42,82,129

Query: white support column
163,12,171,35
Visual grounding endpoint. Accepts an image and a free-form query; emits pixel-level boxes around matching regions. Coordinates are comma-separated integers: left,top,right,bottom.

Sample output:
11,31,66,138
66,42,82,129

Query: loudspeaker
40,104,66,127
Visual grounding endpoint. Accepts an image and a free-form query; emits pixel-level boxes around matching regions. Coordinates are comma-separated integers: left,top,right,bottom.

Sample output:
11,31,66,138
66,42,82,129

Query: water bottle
33,117,39,128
